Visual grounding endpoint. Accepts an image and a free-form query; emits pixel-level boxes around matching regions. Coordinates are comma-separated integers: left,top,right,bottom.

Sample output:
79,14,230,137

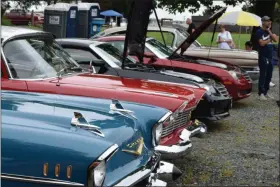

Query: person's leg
270,62,275,87
258,56,267,96
264,59,274,97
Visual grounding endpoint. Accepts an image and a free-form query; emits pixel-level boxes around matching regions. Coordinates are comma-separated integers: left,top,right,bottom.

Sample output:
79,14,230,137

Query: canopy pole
238,26,241,50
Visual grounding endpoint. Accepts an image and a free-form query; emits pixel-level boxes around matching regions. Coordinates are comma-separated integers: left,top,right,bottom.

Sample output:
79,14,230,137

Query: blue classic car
1,90,182,186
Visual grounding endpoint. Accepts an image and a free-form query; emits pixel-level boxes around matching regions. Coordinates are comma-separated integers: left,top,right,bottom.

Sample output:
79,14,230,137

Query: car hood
1,90,168,149
1,90,157,185
171,7,227,56
53,73,198,110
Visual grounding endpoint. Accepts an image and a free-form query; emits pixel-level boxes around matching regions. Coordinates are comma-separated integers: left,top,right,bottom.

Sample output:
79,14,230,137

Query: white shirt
217,31,232,49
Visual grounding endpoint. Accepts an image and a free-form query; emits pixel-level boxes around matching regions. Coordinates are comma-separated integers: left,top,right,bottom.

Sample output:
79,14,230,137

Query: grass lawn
147,31,251,50
197,32,251,49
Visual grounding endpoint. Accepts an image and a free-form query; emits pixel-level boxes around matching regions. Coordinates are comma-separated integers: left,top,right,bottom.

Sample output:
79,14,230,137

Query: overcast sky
9,1,244,21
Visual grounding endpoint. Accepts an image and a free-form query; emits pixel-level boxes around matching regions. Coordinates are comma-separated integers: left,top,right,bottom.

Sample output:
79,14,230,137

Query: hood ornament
109,100,137,120
71,112,104,137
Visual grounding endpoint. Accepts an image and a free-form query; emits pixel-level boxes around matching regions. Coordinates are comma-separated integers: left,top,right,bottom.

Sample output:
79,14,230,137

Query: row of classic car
1,5,255,187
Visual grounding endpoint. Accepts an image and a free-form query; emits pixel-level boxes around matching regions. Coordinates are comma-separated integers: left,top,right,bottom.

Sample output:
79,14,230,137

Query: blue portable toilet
77,3,104,38
44,3,78,38
91,18,105,36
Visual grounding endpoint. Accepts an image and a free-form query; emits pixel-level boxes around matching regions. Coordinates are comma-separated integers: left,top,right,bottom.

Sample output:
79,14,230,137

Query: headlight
94,161,106,186
153,123,163,145
88,160,106,187
228,70,242,80
199,84,217,95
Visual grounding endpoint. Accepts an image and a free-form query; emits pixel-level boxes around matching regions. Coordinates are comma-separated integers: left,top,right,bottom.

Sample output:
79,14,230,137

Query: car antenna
207,19,218,59
153,8,175,71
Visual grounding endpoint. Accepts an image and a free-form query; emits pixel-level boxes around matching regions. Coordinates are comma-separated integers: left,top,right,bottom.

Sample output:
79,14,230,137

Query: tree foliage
156,0,243,13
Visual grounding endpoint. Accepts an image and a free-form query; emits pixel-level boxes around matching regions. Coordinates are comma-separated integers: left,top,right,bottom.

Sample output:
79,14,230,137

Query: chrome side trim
98,144,119,161
1,173,84,186
158,111,173,123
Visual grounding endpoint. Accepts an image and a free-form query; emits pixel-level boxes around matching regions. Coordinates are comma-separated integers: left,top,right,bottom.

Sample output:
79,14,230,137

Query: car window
108,41,125,52
3,38,82,79
147,31,174,46
63,48,100,62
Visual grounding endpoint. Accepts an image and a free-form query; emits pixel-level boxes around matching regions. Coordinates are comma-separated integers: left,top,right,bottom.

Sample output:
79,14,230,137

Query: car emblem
122,137,144,156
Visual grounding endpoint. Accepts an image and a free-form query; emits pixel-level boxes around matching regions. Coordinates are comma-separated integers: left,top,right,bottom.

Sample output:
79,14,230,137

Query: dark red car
4,9,44,25
95,37,252,101
94,8,252,101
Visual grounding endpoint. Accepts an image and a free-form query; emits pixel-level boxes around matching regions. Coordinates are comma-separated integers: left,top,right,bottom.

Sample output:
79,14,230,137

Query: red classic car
4,9,44,25
94,8,252,101
1,26,207,158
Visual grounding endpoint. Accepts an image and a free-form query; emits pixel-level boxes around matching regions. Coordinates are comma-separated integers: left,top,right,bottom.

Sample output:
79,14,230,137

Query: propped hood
171,7,227,57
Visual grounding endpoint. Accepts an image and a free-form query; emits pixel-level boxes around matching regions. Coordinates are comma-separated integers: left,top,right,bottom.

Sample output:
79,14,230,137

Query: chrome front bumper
155,129,192,159
114,153,182,187
155,121,207,159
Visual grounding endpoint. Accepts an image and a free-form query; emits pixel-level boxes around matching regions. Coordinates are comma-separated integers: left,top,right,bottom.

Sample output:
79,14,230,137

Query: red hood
50,73,205,111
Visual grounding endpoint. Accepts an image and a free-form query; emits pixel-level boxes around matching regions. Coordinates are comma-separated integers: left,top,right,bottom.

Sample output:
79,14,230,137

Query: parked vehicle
1,90,182,186
56,38,232,121
91,24,259,81
4,9,44,25
1,26,206,159
94,36,253,101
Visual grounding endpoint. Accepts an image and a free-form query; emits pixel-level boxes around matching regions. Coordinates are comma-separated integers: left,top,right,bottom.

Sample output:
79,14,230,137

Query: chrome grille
240,69,252,82
162,110,191,137
242,72,252,82
214,82,230,97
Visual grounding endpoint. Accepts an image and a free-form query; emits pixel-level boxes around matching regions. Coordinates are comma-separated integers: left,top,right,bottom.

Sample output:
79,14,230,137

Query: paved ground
171,67,279,186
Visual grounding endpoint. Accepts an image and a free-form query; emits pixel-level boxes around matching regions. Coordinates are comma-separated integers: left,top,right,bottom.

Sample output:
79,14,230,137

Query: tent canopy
100,10,123,17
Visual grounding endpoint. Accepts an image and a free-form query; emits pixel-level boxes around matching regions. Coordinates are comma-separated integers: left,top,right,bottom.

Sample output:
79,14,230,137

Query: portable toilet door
66,6,78,38
77,3,100,38
88,4,100,37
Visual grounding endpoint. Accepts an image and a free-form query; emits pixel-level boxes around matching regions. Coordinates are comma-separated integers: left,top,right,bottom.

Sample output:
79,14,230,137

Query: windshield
95,43,136,67
146,39,174,57
3,37,82,79
174,29,201,48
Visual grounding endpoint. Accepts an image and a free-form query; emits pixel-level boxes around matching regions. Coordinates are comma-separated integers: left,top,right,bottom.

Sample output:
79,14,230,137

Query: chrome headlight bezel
88,144,118,187
199,84,217,95
228,70,242,80
152,122,163,146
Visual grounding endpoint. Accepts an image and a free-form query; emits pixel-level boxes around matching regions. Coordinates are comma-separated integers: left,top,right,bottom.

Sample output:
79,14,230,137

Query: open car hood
170,7,227,57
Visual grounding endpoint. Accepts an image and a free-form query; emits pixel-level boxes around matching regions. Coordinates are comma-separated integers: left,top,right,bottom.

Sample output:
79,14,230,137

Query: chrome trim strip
98,144,119,161
158,111,173,123
1,173,84,186
246,71,260,74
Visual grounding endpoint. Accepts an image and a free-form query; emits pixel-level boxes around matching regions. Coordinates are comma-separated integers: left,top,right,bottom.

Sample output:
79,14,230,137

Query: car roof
96,35,153,42
101,26,177,35
1,26,44,42
56,38,103,48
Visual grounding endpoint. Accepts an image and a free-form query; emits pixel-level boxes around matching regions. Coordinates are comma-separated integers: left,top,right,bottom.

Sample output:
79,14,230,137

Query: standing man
256,16,279,100
186,18,196,34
